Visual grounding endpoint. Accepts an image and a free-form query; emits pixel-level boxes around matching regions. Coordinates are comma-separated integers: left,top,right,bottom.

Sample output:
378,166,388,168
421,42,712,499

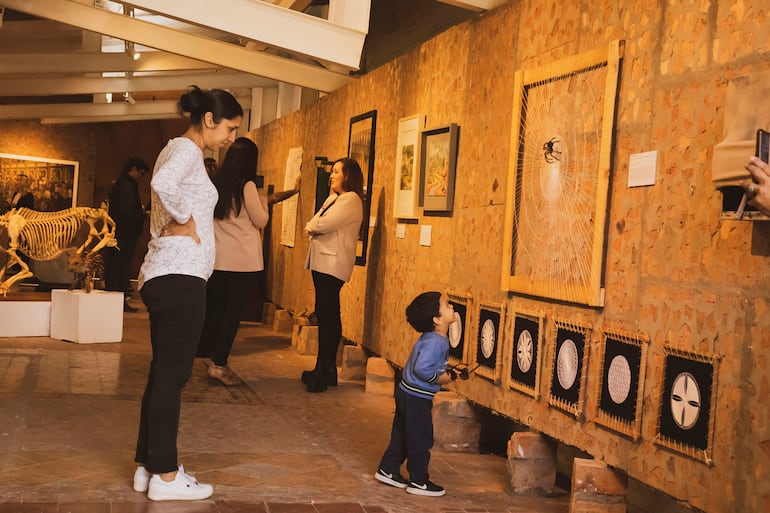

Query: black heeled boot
306,372,328,393
301,368,316,385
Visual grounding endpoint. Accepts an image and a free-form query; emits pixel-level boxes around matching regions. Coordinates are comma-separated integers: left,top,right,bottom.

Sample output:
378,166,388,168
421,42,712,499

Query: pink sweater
213,181,269,272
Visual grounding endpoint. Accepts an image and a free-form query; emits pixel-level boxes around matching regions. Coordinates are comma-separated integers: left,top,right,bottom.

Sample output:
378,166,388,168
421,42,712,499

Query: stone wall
250,2,770,512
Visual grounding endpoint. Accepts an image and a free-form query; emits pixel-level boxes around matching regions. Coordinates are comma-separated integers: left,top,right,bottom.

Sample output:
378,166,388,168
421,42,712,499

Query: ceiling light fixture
125,41,141,61
123,92,136,105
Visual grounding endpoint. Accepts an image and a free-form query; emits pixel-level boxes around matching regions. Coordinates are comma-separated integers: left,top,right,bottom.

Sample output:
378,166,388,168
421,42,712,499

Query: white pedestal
0,300,51,337
50,289,124,343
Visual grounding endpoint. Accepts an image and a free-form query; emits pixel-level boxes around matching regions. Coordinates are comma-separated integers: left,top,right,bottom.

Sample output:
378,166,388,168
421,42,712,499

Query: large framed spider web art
655,346,719,465
473,301,506,382
500,41,624,307
548,319,591,418
595,328,648,440
506,307,545,398
446,290,473,366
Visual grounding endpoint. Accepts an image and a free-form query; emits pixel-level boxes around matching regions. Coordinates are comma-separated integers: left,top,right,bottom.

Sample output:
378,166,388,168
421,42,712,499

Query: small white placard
628,150,657,187
419,225,432,246
396,223,406,239
369,216,377,228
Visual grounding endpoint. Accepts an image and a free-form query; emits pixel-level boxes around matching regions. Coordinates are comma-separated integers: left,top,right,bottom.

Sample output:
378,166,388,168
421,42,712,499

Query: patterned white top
138,137,218,289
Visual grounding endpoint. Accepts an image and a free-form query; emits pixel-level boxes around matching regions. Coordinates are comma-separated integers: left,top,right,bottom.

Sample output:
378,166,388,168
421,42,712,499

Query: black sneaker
406,479,445,497
375,468,408,489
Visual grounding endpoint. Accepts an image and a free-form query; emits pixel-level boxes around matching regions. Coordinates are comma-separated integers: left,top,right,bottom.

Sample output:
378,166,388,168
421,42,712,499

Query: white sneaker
147,465,213,501
133,465,151,492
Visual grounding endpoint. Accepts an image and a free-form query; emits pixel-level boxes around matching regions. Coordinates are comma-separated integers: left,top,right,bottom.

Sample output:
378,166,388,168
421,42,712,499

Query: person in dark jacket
105,157,150,311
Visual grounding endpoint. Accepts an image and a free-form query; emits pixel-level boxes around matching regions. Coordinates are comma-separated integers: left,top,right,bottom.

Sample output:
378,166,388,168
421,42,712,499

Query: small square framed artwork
507,307,545,398
473,301,506,382
446,290,473,366
548,319,592,418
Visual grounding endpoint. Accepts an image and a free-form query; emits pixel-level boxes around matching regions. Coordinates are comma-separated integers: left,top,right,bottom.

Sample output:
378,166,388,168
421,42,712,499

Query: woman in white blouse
301,158,364,393
132,86,242,502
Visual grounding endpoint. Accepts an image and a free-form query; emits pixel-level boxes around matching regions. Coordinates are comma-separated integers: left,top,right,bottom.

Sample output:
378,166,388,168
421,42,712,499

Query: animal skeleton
0,207,117,297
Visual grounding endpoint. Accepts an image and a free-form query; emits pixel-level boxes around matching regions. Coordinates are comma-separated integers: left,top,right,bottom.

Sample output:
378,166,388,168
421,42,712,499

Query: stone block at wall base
295,325,318,355
569,458,627,513
365,357,395,396
507,432,556,495
340,344,367,380
273,309,293,333
433,391,481,452
262,302,276,326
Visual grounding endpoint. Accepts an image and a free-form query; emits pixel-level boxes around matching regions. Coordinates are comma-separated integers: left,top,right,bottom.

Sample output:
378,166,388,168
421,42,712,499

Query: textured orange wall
251,2,770,512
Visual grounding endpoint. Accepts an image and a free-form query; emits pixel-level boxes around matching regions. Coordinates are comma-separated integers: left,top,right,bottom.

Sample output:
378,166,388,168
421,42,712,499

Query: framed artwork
500,40,624,307
548,319,591,418
473,301,505,382
347,110,377,266
393,114,424,219
0,153,78,213
446,290,473,365
595,328,648,440
655,346,719,465
506,308,545,398
419,123,459,215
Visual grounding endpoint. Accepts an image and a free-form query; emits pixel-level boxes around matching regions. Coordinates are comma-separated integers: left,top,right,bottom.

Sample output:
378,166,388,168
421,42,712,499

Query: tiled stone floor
0,295,569,513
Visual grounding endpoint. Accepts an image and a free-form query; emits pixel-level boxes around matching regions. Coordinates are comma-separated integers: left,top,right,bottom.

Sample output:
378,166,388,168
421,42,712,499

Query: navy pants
197,270,259,366
135,274,206,474
378,386,434,482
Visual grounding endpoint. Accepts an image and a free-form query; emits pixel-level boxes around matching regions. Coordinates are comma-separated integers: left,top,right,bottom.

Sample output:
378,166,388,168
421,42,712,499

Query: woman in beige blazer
302,158,364,392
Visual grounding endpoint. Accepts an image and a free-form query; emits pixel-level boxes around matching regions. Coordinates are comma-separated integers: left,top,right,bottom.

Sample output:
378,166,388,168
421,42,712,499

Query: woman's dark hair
178,85,243,127
212,137,259,219
122,157,149,176
405,291,441,333
334,157,364,198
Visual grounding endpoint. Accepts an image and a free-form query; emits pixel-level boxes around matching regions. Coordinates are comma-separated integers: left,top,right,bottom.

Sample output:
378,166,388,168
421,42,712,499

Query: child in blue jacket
375,291,460,497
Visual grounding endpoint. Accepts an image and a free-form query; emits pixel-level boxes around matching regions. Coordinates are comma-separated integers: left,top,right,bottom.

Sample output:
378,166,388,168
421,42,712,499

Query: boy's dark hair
123,157,149,175
405,291,441,333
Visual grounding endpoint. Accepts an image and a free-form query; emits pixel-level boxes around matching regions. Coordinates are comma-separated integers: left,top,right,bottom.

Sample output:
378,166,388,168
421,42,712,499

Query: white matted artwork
393,114,424,219
547,318,592,418
280,147,303,247
473,301,506,382
446,290,473,366
506,307,545,399
595,327,648,440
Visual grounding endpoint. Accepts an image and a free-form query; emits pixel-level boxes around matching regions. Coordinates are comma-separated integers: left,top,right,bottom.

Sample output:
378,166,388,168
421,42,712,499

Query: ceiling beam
124,0,369,70
0,72,277,97
1,0,353,93
434,0,510,12
0,52,216,74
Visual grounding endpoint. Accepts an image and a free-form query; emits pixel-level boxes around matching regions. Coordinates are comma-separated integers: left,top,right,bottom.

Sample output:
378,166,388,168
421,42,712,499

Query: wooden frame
419,123,459,215
594,327,649,440
506,307,545,399
393,114,424,219
446,290,473,366
472,300,506,382
0,153,79,212
347,110,377,266
547,318,592,418
500,41,624,307
654,346,719,465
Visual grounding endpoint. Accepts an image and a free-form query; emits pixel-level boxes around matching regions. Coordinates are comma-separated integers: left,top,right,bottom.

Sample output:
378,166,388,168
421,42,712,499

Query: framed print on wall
500,40,624,307
0,153,79,212
548,319,591,418
419,123,459,215
393,114,424,219
446,290,473,365
348,110,377,266
473,301,506,382
507,308,545,398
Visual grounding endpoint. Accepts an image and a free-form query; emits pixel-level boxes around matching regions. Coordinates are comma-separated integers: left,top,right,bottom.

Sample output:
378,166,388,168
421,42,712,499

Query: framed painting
506,307,545,398
500,40,624,306
548,319,591,419
473,300,506,382
419,123,459,215
0,153,78,213
347,110,377,266
654,346,719,465
594,328,648,440
446,290,473,366
393,114,424,219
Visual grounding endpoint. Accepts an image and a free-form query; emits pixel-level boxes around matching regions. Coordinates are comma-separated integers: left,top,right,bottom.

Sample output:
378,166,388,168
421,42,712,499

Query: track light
125,41,141,61
123,92,136,105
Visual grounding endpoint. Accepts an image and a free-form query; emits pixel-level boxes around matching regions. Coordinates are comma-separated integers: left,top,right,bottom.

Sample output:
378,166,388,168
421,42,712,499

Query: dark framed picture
507,309,544,398
548,319,591,418
474,301,505,382
447,290,473,365
347,110,377,266
419,123,459,215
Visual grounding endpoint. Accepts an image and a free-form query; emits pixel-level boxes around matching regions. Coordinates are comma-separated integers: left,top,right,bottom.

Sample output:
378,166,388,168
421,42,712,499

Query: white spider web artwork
501,41,623,306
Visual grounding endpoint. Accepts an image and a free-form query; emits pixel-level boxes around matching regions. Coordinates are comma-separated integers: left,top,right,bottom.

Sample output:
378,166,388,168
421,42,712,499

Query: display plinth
50,289,123,343
0,292,51,337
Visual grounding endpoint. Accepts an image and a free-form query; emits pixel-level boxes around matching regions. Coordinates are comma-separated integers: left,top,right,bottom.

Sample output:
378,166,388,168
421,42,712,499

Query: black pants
105,233,139,294
378,386,434,482
135,274,206,474
312,270,344,371
197,270,259,366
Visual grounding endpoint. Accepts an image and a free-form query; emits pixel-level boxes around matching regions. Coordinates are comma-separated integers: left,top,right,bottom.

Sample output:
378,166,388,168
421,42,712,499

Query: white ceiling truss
0,0,508,123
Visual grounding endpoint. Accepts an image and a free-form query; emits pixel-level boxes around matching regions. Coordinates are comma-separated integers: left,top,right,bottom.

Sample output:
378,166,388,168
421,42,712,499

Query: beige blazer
304,191,363,282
